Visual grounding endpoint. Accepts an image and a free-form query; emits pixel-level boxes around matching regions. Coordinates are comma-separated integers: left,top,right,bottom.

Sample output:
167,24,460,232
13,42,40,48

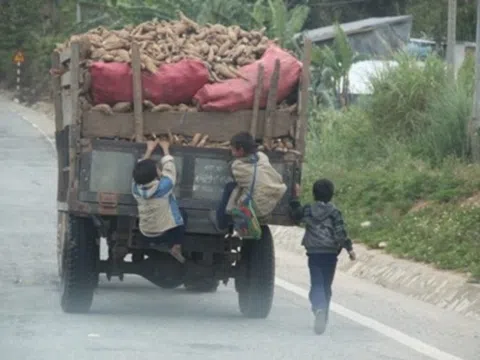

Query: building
295,15,413,58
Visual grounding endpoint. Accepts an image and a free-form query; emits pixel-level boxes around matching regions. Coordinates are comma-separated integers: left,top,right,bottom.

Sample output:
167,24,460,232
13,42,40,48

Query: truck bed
52,38,312,235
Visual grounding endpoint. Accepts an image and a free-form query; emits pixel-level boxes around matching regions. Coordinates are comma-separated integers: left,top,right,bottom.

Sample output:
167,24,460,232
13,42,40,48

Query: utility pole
446,0,457,82
76,1,82,23
470,0,480,163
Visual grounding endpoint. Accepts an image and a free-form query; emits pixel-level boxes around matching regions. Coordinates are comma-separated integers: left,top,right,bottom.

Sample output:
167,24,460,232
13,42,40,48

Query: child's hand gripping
158,138,170,155
146,139,158,153
141,139,158,160
348,250,356,261
293,184,301,198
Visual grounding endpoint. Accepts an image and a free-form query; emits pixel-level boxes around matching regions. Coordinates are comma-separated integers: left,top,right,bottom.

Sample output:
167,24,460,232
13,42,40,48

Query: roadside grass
302,54,480,279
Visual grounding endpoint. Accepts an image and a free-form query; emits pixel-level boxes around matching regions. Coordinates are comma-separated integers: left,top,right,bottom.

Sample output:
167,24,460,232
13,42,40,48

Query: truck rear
51,19,312,318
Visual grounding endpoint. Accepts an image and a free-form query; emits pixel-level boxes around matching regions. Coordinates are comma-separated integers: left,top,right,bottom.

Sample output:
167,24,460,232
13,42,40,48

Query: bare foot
170,244,185,264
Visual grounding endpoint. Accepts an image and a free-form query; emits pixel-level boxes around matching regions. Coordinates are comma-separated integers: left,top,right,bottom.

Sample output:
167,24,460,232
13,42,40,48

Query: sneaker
208,210,223,232
314,309,327,335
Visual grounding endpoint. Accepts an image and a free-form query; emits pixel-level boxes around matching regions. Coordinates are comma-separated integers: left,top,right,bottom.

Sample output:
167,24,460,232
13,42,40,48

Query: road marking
10,97,465,360
13,109,56,152
275,277,465,360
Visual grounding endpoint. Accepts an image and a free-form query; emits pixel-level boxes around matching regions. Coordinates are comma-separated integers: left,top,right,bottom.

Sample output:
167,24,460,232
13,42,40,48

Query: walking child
132,139,185,263
290,179,356,335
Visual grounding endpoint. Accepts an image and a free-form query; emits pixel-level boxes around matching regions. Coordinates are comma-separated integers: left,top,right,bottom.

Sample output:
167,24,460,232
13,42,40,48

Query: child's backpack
230,156,262,240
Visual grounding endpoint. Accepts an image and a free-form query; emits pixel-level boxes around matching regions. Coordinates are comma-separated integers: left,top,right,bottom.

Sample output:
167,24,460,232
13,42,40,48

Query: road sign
13,51,25,64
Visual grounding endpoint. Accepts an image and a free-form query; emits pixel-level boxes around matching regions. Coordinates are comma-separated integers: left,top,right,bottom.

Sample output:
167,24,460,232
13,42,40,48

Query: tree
252,0,310,48
406,0,476,42
313,23,366,108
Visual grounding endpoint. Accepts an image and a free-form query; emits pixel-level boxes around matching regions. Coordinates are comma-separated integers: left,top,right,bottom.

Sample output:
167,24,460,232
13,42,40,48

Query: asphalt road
0,98,479,360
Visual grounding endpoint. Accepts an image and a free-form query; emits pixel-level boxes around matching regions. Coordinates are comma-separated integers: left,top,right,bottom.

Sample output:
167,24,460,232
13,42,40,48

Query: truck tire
185,278,220,293
60,215,99,313
236,226,275,319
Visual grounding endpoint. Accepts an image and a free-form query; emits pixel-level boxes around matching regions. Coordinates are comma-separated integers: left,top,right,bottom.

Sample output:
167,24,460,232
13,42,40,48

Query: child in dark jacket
290,178,356,335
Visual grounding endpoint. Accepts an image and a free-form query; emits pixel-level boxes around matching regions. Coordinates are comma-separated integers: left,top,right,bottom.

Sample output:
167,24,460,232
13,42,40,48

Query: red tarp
90,59,210,106
193,45,302,112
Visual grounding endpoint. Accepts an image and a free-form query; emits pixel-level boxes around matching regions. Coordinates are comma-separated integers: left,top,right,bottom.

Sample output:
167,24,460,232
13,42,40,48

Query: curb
3,93,480,321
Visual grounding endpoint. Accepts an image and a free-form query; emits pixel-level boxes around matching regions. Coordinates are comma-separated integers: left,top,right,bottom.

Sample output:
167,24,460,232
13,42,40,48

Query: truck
51,36,312,318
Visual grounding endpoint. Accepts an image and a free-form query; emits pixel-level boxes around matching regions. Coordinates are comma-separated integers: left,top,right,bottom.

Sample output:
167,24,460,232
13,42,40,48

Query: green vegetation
302,52,480,279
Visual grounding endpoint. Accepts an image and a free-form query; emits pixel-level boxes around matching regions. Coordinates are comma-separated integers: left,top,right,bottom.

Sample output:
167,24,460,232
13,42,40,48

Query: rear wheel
236,226,275,319
60,214,99,313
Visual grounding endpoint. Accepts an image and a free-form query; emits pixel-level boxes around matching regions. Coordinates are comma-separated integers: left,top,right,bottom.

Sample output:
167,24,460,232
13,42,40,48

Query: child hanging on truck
132,139,185,263
290,179,356,335
209,131,287,233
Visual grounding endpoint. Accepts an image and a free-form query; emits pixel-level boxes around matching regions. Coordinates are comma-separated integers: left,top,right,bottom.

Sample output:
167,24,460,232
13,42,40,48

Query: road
0,98,479,360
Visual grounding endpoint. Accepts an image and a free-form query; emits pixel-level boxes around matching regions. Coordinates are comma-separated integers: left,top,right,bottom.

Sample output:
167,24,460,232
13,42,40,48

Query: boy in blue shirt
132,139,185,263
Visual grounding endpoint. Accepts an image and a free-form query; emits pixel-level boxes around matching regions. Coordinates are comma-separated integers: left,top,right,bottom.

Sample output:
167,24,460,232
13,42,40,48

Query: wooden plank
70,43,81,126
61,71,71,87
67,42,81,202
51,51,63,131
296,38,312,158
263,59,280,149
59,48,71,64
83,111,135,138
250,63,264,138
82,110,298,142
61,89,72,126
131,42,144,142
61,69,88,88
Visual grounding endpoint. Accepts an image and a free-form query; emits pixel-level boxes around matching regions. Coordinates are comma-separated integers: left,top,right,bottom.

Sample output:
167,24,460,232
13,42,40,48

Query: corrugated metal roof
297,15,413,42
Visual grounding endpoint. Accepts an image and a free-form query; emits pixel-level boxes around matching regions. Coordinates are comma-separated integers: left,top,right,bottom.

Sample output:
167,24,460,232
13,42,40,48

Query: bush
410,84,472,165
364,53,473,166
367,54,448,139
306,106,382,169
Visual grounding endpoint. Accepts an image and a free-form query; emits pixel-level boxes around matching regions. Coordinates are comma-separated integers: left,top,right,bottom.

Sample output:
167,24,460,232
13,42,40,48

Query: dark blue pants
216,181,237,230
308,253,338,313
139,210,188,249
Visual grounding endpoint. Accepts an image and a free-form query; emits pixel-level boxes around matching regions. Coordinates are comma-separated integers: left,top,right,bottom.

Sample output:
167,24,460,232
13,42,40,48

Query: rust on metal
98,192,119,215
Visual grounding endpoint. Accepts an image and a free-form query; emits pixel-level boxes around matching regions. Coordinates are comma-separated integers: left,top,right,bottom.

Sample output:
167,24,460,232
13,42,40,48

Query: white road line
14,110,56,151
29,121,56,150
275,277,465,360
11,99,465,360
